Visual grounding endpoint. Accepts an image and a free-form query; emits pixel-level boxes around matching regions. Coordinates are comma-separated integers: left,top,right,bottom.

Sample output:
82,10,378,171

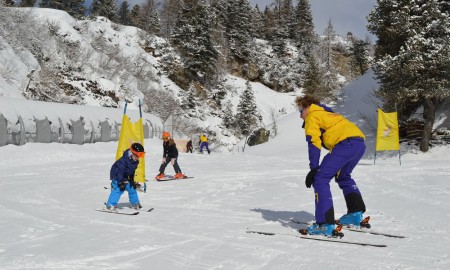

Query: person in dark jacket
155,132,185,180
105,143,145,212
186,140,193,153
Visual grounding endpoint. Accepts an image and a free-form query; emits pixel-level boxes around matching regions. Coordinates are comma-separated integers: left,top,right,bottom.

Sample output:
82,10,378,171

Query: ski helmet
162,131,171,139
130,142,145,158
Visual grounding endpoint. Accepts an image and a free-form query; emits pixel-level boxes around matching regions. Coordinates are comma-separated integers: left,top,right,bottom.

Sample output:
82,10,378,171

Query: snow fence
0,98,163,147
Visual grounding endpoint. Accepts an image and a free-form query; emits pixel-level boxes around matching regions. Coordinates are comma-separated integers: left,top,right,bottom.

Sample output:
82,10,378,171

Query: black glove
118,181,128,192
129,180,137,190
305,167,319,188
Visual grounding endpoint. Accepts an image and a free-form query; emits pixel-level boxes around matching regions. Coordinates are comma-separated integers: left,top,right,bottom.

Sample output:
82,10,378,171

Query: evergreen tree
319,19,338,92
171,0,219,86
129,4,143,27
235,81,260,135
91,0,117,21
270,0,289,56
20,0,35,7
368,0,450,152
350,38,370,76
223,0,253,61
140,0,160,34
262,6,275,40
117,1,130,25
4,0,14,6
222,100,235,129
159,0,181,39
250,4,264,38
303,54,325,97
293,0,316,53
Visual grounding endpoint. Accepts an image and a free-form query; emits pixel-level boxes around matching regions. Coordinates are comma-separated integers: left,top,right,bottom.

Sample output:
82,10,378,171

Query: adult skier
155,132,185,180
199,133,210,154
295,94,369,237
105,142,145,212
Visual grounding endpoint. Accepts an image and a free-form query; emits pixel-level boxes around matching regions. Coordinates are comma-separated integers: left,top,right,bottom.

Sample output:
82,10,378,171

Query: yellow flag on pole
376,109,400,151
116,115,146,183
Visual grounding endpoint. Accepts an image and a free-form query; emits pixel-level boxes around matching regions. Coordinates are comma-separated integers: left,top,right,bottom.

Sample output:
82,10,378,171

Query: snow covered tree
270,0,289,56
117,1,130,25
39,0,85,17
20,0,35,7
3,0,14,6
318,19,339,92
250,4,264,38
235,81,260,135
223,0,253,61
159,0,181,39
261,6,275,40
293,0,316,54
350,38,370,76
368,0,450,152
303,54,328,98
139,0,160,34
90,0,116,21
171,0,219,87
222,100,235,129
129,4,143,28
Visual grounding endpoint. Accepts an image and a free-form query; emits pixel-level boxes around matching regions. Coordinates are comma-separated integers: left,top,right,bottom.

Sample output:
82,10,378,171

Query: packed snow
1,105,450,269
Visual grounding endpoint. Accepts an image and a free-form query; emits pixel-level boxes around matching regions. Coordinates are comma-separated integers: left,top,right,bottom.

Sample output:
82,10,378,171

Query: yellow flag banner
116,115,146,183
376,109,400,151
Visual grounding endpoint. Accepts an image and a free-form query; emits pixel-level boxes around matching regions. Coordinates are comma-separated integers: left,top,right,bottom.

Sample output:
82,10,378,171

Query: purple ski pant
313,137,366,224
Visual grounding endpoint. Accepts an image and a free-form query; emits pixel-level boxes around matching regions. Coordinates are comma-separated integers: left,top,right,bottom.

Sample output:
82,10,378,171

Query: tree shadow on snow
250,208,315,230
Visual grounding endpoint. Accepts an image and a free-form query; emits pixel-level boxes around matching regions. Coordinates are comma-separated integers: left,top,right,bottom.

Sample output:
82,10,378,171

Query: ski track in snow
1,132,450,269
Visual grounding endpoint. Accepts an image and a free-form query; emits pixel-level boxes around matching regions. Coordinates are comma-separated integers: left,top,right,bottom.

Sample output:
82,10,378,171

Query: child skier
105,142,145,212
295,94,369,237
155,132,186,180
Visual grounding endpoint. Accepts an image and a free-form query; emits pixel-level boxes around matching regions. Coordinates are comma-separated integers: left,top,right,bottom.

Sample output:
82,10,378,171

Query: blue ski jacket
110,149,139,183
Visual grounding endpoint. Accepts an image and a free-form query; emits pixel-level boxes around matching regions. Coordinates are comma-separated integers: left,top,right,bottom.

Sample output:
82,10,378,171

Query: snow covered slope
1,106,449,269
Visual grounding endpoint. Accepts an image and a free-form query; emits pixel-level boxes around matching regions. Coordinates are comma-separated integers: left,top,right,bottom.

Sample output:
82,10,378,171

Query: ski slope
1,111,450,269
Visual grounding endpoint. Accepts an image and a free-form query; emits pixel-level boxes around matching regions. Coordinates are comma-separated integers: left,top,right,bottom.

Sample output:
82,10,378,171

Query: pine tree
368,0,450,152
235,81,260,135
117,1,130,25
293,0,316,53
270,0,289,56
171,0,219,87
350,38,370,76
20,0,35,7
262,6,275,40
129,4,143,27
140,0,160,34
90,0,117,21
250,4,264,38
159,0,181,39
319,19,338,92
4,0,14,6
222,100,235,129
223,0,253,61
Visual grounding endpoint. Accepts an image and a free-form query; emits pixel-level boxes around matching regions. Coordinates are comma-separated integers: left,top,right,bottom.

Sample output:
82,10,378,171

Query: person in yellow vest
199,133,210,154
295,94,369,237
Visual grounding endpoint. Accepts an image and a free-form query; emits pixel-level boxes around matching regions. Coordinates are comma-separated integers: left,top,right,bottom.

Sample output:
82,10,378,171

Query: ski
156,176,194,181
102,203,154,213
95,209,140,215
246,229,387,247
290,219,405,238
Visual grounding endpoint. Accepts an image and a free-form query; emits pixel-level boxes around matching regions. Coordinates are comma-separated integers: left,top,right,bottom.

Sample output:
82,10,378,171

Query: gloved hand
129,180,137,190
118,181,128,192
305,167,319,188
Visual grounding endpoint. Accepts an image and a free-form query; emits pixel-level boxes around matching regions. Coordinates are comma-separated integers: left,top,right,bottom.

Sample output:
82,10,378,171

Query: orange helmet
130,142,145,158
162,131,171,139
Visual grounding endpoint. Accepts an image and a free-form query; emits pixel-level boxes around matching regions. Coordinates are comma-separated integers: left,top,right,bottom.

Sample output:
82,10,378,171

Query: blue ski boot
299,223,344,238
337,212,371,228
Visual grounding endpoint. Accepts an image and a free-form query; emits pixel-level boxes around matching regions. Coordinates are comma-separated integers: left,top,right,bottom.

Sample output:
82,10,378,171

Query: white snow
1,105,450,269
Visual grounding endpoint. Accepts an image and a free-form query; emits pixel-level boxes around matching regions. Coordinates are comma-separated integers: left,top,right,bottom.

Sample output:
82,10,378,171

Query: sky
250,0,378,40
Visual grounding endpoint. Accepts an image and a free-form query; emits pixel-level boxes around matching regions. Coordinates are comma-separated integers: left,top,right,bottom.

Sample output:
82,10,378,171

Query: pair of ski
156,175,194,181
95,207,154,215
247,218,405,248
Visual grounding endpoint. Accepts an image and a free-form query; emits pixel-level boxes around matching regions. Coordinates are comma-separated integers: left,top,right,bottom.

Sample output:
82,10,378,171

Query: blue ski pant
313,137,366,224
106,180,139,207
200,142,210,153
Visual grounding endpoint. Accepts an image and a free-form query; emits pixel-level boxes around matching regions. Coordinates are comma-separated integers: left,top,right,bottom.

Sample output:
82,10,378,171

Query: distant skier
199,133,210,154
186,139,193,153
155,132,186,180
295,94,369,237
105,143,145,212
